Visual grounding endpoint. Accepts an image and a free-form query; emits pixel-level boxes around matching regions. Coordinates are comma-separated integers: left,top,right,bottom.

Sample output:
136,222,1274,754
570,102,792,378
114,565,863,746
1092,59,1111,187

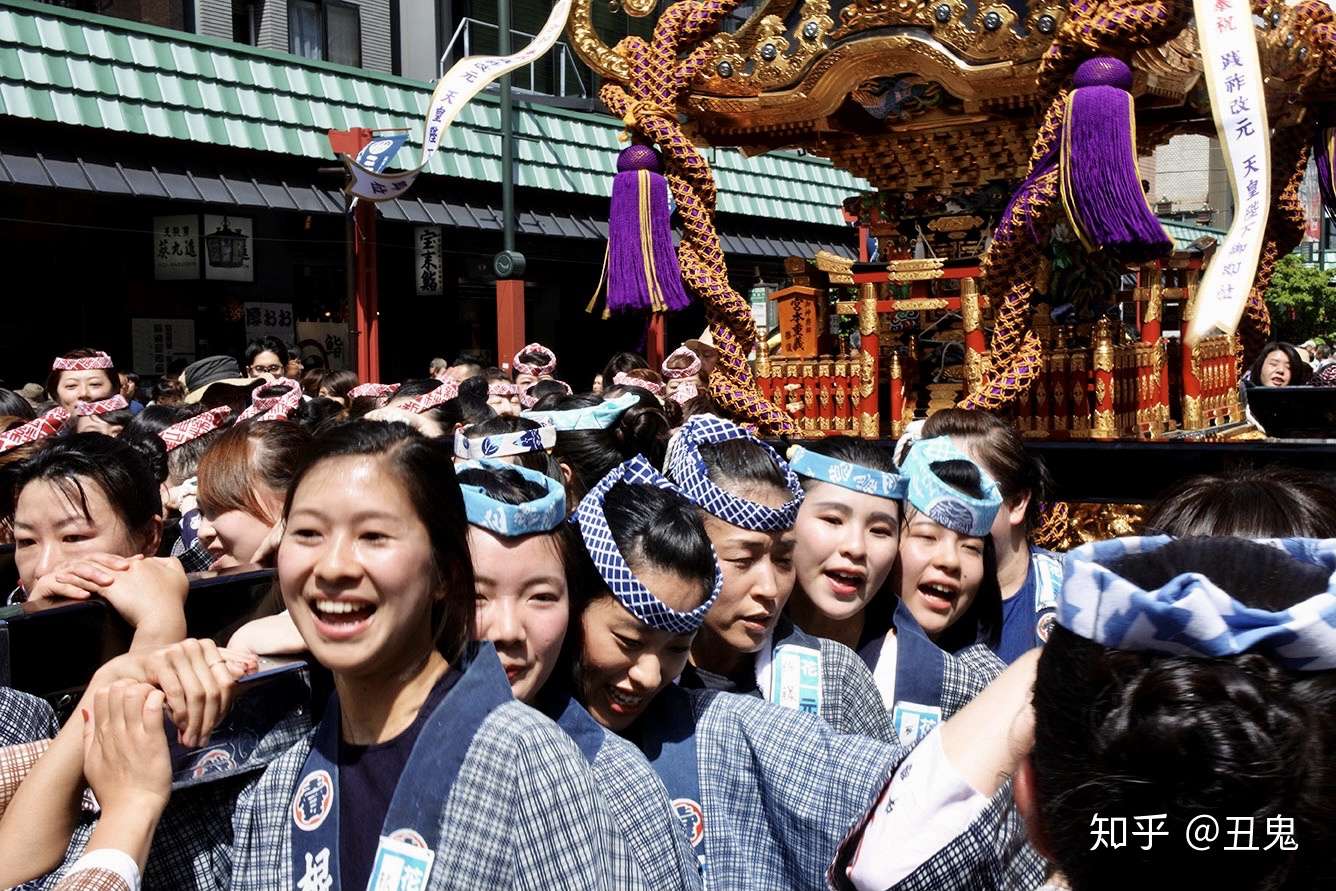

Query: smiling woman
228,421,623,891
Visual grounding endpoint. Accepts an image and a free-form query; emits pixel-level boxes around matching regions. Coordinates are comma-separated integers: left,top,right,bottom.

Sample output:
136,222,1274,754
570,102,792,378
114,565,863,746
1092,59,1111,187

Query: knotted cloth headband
787,445,907,500
519,379,572,409
612,372,664,397
522,392,638,431
347,382,401,403
73,395,128,417
457,459,567,536
0,408,69,453
51,352,113,371
1060,536,1336,671
160,406,232,452
573,455,722,635
238,377,302,423
454,423,557,460
392,379,459,415
667,414,803,531
661,346,701,404
488,381,520,399
898,436,1002,537
512,343,557,378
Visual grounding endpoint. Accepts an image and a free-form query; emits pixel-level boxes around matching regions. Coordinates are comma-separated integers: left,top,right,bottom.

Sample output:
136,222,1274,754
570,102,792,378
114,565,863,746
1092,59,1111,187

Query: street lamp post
493,0,527,368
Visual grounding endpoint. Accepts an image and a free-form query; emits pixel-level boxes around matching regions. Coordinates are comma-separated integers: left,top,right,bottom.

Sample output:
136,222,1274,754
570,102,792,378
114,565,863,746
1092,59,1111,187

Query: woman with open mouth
859,435,1007,748
665,415,892,742
458,459,703,891
227,421,621,890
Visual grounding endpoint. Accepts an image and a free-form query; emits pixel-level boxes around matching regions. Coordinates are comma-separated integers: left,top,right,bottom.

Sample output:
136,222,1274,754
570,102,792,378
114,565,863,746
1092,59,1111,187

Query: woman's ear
143,514,164,558
1013,756,1056,864
560,461,574,486
1006,490,1031,529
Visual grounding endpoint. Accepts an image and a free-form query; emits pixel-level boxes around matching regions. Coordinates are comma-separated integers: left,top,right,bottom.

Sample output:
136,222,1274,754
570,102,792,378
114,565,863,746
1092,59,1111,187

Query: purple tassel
1313,119,1336,218
998,139,1060,245
605,145,691,314
1059,58,1171,262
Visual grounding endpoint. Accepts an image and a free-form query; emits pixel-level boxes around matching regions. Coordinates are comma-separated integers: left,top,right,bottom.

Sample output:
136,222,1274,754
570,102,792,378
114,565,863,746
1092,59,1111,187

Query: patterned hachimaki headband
347,382,401,404
393,379,459,414
1060,536,1336,671
73,395,128,416
238,377,303,422
457,459,567,537
661,346,701,405
512,343,557,378
786,445,907,500
898,436,1001,537
522,392,638,431
612,372,664,397
573,455,722,635
454,423,557,460
160,406,231,451
667,414,803,532
0,408,70,453
52,352,113,371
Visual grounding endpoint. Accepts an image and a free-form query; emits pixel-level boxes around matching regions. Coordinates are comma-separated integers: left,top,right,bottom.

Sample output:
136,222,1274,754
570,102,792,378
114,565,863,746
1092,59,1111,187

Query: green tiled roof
0,0,866,225
1159,219,1227,251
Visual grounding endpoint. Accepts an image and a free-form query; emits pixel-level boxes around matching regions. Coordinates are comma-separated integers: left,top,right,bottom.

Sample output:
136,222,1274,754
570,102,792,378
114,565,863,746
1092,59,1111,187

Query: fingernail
80,708,89,722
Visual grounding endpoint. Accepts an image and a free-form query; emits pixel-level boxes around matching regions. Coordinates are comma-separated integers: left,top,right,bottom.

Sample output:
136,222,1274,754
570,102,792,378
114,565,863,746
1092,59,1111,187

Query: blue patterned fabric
522,393,638,431
454,424,556,459
787,446,906,500
457,459,566,536
573,455,722,636
666,415,803,531
899,436,1002,537
1061,536,1336,670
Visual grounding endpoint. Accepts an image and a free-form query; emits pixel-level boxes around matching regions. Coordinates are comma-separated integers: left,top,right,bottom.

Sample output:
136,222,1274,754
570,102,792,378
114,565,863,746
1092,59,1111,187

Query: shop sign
204,215,255,282
415,226,444,296
153,215,199,280
296,321,350,372
131,318,196,376
245,302,295,344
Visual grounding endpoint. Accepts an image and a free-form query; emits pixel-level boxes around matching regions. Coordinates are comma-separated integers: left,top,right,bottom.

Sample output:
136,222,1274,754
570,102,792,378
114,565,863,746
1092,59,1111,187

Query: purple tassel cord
1059,58,1171,263
1313,122,1336,219
605,145,691,315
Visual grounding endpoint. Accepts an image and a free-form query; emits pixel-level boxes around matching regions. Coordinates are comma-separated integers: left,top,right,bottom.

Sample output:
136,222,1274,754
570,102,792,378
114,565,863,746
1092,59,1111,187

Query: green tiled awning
0,0,868,226
1159,219,1226,251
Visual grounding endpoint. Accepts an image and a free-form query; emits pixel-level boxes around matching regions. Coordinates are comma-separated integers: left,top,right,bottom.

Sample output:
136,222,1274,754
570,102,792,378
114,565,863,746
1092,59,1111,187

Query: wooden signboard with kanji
770,285,823,358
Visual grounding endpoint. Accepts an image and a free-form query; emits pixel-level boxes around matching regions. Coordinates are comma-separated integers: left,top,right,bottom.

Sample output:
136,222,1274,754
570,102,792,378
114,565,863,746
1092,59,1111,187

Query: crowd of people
0,337,1333,891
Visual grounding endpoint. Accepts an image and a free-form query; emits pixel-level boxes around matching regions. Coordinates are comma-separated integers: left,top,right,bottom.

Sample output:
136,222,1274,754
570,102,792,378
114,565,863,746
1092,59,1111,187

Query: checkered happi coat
686,688,909,891
943,643,1006,718
592,729,704,890
0,687,59,746
772,620,895,744
229,699,625,890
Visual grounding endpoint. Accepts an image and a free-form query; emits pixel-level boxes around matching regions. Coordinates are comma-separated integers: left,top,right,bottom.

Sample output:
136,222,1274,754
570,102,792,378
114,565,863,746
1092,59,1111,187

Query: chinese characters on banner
153,215,199,280
339,0,572,201
296,321,351,371
244,302,296,345
130,318,196,376
1187,0,1270,343
415,226,445,296
203,215,255,282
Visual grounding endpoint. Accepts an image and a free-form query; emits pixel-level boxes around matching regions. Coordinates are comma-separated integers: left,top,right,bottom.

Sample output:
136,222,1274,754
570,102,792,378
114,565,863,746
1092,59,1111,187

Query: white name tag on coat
770,645,822,715
367,835,435,891
892,701,942,747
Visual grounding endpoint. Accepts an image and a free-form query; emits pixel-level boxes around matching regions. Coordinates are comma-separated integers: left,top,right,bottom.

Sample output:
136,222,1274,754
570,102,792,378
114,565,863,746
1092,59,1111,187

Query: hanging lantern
205,217,249,268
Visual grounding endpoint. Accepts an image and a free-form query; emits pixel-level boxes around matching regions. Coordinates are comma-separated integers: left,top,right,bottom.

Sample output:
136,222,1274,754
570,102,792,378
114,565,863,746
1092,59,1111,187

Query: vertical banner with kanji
244,302,296,345
415,226,444,296
153,215,200,280
131,318,196,375
296,321,351,371
1187,0,1270,343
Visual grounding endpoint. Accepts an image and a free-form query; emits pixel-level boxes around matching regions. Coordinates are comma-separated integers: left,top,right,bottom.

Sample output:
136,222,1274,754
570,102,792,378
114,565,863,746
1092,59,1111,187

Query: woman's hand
88,640,257,748
247,519,285,567
81,681,171,814
24,553,134,605
227,611,306,657
97,557,190,650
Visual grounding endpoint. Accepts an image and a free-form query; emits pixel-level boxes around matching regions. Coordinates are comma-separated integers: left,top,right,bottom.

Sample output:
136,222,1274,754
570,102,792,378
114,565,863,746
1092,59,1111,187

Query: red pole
496,279,525,369
646,313,666,367
355,200,380,383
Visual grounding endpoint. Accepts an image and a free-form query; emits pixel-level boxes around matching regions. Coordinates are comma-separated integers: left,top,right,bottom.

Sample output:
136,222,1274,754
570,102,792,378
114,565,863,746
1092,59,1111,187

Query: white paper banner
1187,0,1271,344
341,0,572,202
296,322,351,371
131,318,195,376
244,302,295,344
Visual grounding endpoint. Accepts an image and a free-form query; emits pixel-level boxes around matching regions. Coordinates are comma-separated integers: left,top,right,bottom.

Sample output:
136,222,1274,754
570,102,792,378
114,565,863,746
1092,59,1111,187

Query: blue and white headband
521,392,638,431
666,414,803,532
572,455,722,636
457,459,567,537
1060,536,1336,671
787,445,907,500
454,423,556,460
898,436,1002,538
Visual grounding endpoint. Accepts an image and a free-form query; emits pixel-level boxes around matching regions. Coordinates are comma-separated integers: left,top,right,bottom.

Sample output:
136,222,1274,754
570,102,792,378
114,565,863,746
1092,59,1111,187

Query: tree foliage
1263,253,1336,344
